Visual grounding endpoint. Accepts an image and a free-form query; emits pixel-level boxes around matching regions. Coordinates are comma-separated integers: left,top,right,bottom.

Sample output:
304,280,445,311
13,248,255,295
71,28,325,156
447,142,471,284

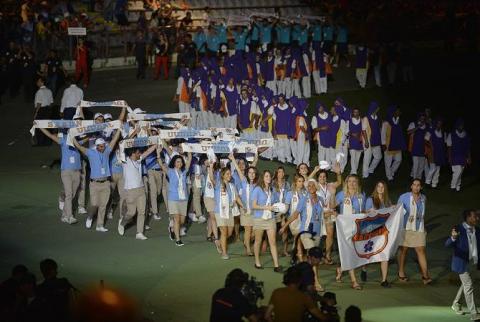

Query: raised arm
118,106,127,122
332,162,342,189
185,152,193,170
308,165,320,180
140,144,158,160
228,153,245,181
250,151,259,167
109,128,122,150
38,128,60,144
156,145,168,173
72,136,88,155
207,161,216,185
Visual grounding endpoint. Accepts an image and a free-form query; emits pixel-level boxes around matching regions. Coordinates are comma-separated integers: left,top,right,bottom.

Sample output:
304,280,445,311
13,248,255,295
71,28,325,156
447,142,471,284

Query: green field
0,51,479,322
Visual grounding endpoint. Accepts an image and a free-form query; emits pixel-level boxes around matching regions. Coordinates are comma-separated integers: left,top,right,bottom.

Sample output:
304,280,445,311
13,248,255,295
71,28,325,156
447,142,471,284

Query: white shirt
60,85,83,113
123,157,144,190
463,222,478,265
34,86,53,108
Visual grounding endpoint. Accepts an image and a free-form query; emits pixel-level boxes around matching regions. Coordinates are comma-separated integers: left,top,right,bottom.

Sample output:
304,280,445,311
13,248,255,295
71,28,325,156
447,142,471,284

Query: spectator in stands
265,266,326,322
153,31,169,80
180,11,193,30
345,305,362,322
21,46,38,102
44,49,64,96
36,258,75,322
206,26,220,57
133,30,147,79
114,0,129,26
178,33,196,70
6,41,22,98
75,38,90,88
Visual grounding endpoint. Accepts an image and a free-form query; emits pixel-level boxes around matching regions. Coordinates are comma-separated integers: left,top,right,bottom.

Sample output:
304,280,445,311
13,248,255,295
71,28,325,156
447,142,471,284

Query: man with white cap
72,107,125,231
118,144,158,240
60,77,83,120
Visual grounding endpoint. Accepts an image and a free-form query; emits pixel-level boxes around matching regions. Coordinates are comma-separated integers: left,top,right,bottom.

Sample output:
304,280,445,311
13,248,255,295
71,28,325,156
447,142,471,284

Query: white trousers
312,70,328,94
349,149,363,175
336,145,349,173
275,137,292,163
284,78,293,99
190,107,198,128
292,79,302,98
356,68,368,88
328,147,337,168
266,80,277,95
294,136,310,166
412,156,426,180
451,165,464,190
453,269,480,320
317,143,329,163
425,163,440,187
276,80,285,95
179,101,190,114
374,65,382,87
384,151,402,180
225,115,237,129
301,75,311,98
362,145,382,178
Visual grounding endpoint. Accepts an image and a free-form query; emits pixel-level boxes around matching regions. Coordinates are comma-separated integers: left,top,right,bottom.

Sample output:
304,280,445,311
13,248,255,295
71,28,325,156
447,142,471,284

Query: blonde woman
252,170,282,272
335,174,365,290
364,180,393,287
209,161,243,260
273,166,291,257
203,159,221,253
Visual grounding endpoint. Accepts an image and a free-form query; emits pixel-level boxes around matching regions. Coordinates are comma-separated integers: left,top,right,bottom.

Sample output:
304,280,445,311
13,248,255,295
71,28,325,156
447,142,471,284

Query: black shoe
360,270,367,282
273,266,283,273
175,240,184,247
381,280,391,288
254,264,264,270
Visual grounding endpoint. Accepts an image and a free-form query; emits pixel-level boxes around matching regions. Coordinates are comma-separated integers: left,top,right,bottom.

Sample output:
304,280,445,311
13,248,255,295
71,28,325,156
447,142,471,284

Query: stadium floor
0,52,479,321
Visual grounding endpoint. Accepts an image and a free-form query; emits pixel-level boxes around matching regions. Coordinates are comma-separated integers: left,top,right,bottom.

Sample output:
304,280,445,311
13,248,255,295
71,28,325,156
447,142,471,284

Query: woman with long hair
209,158,243,260
203,158,221,253
308,162,342,265
335,174,365,290
251,170,282,272
231,156,258,256
157,144,192,247
272,166,291,257
363,180,392,287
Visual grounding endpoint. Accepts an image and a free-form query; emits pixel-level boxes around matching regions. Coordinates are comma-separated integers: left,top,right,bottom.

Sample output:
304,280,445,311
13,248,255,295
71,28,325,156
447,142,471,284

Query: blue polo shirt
214,182,236,215
233,29,248,51
109,151,123,175
259,24,273,44
250,25,259,42
296,26,309,45
276,26,291,44
335,191,365,214
86,145,112,179
167,168,188,201
206,34,220,52
60,137,81,171
323,25,333,41
251,186,277,219
296,195,323,234
215,25,227,44
311,24,322,42
336,26,348,43
193,32,207,53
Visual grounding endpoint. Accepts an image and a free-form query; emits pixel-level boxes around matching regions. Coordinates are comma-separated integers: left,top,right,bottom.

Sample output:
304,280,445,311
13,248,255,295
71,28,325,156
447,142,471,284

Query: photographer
265,266,327,322
296,247,324,293
210,269,258,322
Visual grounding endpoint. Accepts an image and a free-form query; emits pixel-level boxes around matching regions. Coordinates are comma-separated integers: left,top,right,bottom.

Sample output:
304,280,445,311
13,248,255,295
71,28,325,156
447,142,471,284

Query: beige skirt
401,230,426,248
168,200,188,216
253,217,276,231
240,208,254,226
300,233,321,250
215,213,234,227
203,197,215,213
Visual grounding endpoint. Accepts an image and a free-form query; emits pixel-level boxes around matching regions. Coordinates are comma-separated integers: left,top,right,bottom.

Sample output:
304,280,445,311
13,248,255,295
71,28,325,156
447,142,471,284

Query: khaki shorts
300,233,321,250
240,208,254,227
215,213,234,227
401,230,426,248
253,218,276,231
168,200,188,216
203,197,215,213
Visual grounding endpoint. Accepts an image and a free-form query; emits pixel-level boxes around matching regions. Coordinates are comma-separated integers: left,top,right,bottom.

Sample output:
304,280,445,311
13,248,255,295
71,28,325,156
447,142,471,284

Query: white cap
95,138,106,146
133,108,146,114
319,160,331,170
104,113,113,120
94,113,104,120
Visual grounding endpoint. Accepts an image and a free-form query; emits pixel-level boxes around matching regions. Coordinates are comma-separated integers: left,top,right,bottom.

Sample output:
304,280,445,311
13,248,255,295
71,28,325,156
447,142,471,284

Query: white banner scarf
236,137,274,148
30,120,94,136
181,141,257,154
79,100,132,113
209,127,239,140
138,120,183,129
336,204,405,271
158,129,213,140
128,112,191,121
67,120,123,146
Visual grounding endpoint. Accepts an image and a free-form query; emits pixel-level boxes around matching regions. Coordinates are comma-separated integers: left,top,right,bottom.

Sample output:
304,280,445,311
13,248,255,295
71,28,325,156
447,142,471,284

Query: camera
241,276,264,306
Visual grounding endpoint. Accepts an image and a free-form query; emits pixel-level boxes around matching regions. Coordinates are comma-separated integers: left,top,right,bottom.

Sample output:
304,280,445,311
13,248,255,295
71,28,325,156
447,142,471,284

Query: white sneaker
86,218,93,229
96,226,109,232
180,227,187,237
153,214,162,220
59,200,64,211
145,225,151,231
78,207,87,215
451,303,464,315
188,213,198,222
107,211,113,219
118,220,125,236
136,233,148,240
198,215,207,223
63,217,78,224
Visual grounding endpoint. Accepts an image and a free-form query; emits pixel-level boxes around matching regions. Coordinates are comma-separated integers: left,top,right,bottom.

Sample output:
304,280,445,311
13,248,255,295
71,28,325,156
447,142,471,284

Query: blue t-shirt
214,182,236,215
336,26,348,43
311,24,322,42
215,25,227,44
335,191,365,214
109,151,123,174
249,25,260,42
60,137,81,171
323,25,333,41
239,179,256,212
251,186,275,219
259,24,273,44
296,26,309,45
193,32,207,53
167,168,188,201
86,145,112,179
276,26,291,44
206,34,220,52
145,153,160,171
285,190,307,216
233,29,249,51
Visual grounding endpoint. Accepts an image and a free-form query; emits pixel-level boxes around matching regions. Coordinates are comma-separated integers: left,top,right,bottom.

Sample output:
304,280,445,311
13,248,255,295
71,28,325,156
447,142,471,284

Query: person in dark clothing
21,46,38,102
0,264,29,319
320,292,340,322
182,33,197,70
133,31,147,79
36,258,75,322
44,49,64,97
210,269,258,322
13,272,44,322
6,42,22,98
